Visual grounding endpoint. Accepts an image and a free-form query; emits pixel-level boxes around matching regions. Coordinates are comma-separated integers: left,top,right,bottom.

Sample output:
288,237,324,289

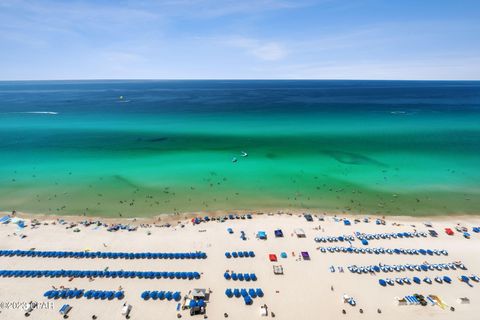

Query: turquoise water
0,80,479,217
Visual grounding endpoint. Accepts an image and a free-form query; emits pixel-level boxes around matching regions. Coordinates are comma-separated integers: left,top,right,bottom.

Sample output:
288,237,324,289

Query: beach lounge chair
59,304,72,317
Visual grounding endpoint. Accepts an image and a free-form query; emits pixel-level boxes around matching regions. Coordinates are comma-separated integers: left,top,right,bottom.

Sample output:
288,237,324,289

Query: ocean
0,80,479,217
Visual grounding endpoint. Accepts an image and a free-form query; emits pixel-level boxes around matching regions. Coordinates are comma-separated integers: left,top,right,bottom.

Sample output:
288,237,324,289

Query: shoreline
4,208,480,226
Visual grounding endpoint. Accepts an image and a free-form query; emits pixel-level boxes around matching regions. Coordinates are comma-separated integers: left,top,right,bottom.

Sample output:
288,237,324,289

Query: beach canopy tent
304,214,313,222
273,265,284,275
269,254,277,262
192,288,206,300
294,229,306,238
301,251,310,260
274,229,284,238
227,228,233,234
445,228,454,235
257,231,267,240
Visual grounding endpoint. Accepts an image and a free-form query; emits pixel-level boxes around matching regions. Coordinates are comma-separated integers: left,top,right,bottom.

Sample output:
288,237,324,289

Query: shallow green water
0,80,479,217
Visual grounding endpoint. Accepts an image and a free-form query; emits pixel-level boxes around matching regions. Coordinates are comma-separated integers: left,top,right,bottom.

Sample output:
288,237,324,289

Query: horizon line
1,78,479,82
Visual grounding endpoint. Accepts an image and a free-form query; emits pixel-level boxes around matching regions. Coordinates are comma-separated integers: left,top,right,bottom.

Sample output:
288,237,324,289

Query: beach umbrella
224,272,231,280
378,279,387,286
244,295,253,305
225,289,233,298
193,272,200,279
141,291,150,300
233,289,241,298
250,273,257,281
238,273,244,281
244,273,251,281
44,290,53,297
241,289,248,297
413,277,421,284
460,275,470,283
249,251,255,257
426,250,433,256
197,299,206,307
255,288,264,297
248,288,257,297
189,299,197,308
115,291,124,300
173,292,181,301
232,252,238,258
231,273,238,281
165,291,173,301
150,291,158,300
158,291,166,300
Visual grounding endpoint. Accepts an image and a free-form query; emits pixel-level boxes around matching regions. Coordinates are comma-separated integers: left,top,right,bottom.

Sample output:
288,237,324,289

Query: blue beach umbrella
115,291,124,300
173,292,181,301
158,291,166,300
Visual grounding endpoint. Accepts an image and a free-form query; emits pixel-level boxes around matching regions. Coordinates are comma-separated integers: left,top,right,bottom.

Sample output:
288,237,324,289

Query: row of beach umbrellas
225,288,264,305
224,272,257,281
141,290,181,301
225,251,255,258
0,250,207,260
379,276,452,286
348,261,466,274
355,231,428,241
0,270,201,279
44,289,124,300
319,246,448,256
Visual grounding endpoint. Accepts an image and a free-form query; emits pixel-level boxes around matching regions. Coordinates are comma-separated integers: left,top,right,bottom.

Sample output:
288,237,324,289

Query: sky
0,0,479,80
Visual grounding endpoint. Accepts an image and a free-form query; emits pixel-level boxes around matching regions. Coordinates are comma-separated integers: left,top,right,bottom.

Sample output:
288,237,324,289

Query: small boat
240,151,248,157
232,157,237,163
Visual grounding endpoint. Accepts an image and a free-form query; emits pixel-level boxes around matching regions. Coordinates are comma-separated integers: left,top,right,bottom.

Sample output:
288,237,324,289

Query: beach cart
122,304,132,318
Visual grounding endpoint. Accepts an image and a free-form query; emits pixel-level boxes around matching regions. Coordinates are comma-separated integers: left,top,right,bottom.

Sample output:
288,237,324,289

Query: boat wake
10,111,59,115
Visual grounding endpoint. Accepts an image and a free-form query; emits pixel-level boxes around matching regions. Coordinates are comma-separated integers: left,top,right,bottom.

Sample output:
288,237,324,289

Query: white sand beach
1,212,480,320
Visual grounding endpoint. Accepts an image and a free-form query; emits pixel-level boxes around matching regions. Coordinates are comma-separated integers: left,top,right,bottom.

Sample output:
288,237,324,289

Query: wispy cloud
222,37,288,61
